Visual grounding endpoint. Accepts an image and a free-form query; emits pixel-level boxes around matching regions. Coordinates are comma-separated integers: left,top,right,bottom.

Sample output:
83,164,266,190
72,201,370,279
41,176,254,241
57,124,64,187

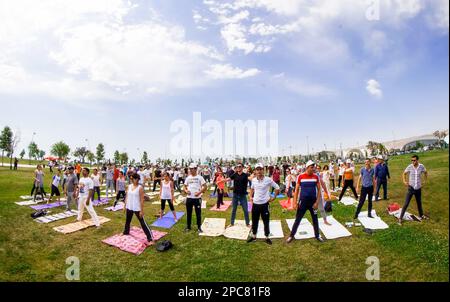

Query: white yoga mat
35,210,79,224
389,209,419,221
340,197,358,206
223,220,251,240
15,200,40,206
256,220,284,239
286,218,316,240
199,218,226,237
201,200,207,209
357,210,389,230
318,216,352,239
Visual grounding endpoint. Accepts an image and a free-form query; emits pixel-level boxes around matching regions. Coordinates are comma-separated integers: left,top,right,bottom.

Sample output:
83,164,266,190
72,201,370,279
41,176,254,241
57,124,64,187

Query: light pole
306,136,310,160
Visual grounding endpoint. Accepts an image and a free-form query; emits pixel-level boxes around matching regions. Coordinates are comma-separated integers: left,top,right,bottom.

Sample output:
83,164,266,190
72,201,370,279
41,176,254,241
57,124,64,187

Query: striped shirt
405,164,427,190
297,173,319,200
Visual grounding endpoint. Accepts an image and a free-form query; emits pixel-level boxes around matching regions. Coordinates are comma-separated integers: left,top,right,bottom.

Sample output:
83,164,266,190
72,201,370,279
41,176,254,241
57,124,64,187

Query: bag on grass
156,240,173,252
388,203,400,213
31,209,47,219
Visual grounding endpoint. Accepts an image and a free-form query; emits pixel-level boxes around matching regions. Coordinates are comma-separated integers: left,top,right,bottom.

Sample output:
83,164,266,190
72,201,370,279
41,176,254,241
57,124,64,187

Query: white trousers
77,196,100,226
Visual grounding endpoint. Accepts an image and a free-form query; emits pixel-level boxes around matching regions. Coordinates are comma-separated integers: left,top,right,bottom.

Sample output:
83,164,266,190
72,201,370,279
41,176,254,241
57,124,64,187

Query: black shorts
51,185,61,197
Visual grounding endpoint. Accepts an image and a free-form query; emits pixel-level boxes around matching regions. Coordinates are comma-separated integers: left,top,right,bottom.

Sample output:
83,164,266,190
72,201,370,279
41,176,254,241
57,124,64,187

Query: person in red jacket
113,165,120,193
271,167,281,194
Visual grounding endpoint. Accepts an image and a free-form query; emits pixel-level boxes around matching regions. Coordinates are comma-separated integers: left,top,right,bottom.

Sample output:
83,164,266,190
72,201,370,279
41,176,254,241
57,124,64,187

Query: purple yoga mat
92,198,110,206
30,201,67,210
151,212,185,229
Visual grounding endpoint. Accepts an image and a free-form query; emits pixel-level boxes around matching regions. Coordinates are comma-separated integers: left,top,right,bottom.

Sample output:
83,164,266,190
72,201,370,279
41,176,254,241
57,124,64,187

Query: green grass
0,150,448,282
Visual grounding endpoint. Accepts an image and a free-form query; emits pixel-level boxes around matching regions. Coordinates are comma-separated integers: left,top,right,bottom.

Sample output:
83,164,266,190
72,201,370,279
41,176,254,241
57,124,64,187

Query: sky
0,0,448,161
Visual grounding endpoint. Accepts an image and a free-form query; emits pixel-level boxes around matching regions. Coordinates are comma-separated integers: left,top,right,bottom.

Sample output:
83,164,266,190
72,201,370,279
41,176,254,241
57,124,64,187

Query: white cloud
426,0,449,33
220,23,256,54
205,64,260,79
273,73,335,98
366,79,383,98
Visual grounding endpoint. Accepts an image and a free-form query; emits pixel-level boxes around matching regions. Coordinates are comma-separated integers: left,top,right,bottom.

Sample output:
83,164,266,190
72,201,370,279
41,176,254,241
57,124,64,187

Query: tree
0,126,13,167
366,141,377,156
87,151,95,166
120,152,129,165
73,147,89,163
96,143,105,163
20,149,25,159
38,150,46,161
114,150,120,164
28,142,39,161
8,129,20,169
141,151,149,164
433,130,449,148
51,141,70,160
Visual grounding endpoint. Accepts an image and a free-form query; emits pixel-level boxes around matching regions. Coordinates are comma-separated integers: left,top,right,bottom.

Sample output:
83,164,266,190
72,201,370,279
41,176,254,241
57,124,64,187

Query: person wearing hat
374,155,390,201
286,160,324,243
183,163,207,233
247,163,280,245
338,159,359,201
64,166,79,211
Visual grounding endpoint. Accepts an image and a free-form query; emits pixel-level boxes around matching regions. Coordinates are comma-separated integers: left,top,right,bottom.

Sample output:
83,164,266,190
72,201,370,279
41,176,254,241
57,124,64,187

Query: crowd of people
28,154,429,244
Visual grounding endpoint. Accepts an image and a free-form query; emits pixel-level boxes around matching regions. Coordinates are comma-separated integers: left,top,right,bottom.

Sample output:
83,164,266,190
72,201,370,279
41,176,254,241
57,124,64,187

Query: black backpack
156,240,173,252
31,209,47,219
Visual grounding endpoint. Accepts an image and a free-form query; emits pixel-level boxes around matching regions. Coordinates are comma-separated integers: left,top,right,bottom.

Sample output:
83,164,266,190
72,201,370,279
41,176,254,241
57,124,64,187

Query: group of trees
366,141,388,156
0,126,21,169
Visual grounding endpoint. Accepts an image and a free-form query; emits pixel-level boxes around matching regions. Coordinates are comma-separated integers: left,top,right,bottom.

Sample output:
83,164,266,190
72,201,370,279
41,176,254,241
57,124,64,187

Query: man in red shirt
113,165,120,193
271,167,281,194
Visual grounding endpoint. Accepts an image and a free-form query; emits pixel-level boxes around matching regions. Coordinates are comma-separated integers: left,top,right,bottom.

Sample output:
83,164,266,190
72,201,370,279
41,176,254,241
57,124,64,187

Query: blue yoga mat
151,211,185,229
270,193,286,199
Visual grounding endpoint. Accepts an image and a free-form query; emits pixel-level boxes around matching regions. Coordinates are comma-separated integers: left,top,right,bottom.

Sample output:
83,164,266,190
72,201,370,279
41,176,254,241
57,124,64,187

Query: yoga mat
248,202,252,212
35,210,79,224
199,218,226,237
30,201,67,210
339,197,358,206
151,212,185,229
92,198,110,206
53,216,110,234
286,218,316,240
210,201,232,212
223,220,251,240
102,227,167,255
104,202,125,212
318,216,352,239
357,210,389,230
270,193,286,199
21,195,48,200
389,209,420,221
279,199,295,211
174,196,185,206
201,200,207,209
256,220,284,239
15,200,40,206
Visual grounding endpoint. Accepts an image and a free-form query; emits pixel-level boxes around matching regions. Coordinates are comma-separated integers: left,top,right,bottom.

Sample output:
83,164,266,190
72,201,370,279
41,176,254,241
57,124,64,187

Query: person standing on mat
398,155,429,225
227,163,250,227
123,173,154,242
105,164,115,199
315,165,331,226
65,166,78,211
284,168,295,209
33,165,46,202
114,171,127,207
215,169,227,209
183,163,207,233
153,166,162,192
160,172,177,221
247,163,280,245
76,168,100,227
91,168,101,201
337,162,345,189
374,155,390,201
354,159,376,219
286,161,324,244
48,169,62,203
338,159,359,201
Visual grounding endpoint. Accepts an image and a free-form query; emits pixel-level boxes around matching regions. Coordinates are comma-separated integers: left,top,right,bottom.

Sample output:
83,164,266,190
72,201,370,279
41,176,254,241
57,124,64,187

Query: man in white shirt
183,163,207,233
76,168,100,227
247,163,280,245
399,155,429,225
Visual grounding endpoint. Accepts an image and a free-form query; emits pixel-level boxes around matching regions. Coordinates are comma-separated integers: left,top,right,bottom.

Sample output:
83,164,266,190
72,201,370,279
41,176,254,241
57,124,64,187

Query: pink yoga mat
102,227,167,255
210,201,232,212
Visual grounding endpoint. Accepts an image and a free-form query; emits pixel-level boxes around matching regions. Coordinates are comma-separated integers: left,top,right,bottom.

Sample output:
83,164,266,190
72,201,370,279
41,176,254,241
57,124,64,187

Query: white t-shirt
91,174,101,187
184,175,206,199
52,175,61,187
126,184,142,211
173,171,180,181
138,170,146,185
79,177,94,198
251,177,280,205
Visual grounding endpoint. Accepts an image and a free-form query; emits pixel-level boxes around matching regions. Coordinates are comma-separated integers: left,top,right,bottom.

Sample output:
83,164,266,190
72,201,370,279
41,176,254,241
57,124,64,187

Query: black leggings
161,199,175,211
290,198,320,238
153,180,161,191
123,209,153,242
251,203,270,237
115,191,126,206
330,179,335,190
186,198,202,229
339,179,359,200
93,186,101,201
355,186,374,218
338,175,343,188
400,187,423,219
217,189,224,208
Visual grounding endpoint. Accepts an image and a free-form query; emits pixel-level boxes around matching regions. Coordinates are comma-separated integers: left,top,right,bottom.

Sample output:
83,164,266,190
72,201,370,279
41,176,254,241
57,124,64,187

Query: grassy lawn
0,150,448,282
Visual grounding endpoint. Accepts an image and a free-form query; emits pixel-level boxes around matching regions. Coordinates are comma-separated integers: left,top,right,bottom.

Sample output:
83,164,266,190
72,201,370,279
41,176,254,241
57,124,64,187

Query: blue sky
0,0,448,161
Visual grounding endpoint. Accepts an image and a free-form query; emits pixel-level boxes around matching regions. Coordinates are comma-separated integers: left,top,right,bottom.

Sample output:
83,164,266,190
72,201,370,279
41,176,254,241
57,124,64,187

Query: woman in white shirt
123,173,153,243
160,172,177,221
91,168,102,201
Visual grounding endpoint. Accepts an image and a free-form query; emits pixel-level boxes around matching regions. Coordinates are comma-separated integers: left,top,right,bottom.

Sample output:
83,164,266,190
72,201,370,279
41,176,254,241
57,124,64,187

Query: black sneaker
265,238,273,245
247,236,256,243
316,237,325,243
197,228,203,234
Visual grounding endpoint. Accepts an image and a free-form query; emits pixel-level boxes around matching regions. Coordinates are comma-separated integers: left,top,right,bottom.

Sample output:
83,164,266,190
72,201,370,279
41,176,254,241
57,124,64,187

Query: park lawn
0,150,448,282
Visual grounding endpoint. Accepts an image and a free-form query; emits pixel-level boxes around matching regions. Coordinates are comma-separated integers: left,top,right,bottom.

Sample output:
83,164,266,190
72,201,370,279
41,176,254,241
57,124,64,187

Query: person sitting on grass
159,172,177,221
123,173,154,243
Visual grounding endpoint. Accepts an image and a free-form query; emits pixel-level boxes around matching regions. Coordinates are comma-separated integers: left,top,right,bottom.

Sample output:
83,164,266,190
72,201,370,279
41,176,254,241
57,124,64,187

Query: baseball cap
346,159,352,164
306,160,315,168
255,163,264,169
377,155,384,160
189,163,198,169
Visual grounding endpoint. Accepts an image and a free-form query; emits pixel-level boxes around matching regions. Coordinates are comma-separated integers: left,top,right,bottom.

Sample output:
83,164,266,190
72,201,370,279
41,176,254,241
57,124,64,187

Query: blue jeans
231,194,250,225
